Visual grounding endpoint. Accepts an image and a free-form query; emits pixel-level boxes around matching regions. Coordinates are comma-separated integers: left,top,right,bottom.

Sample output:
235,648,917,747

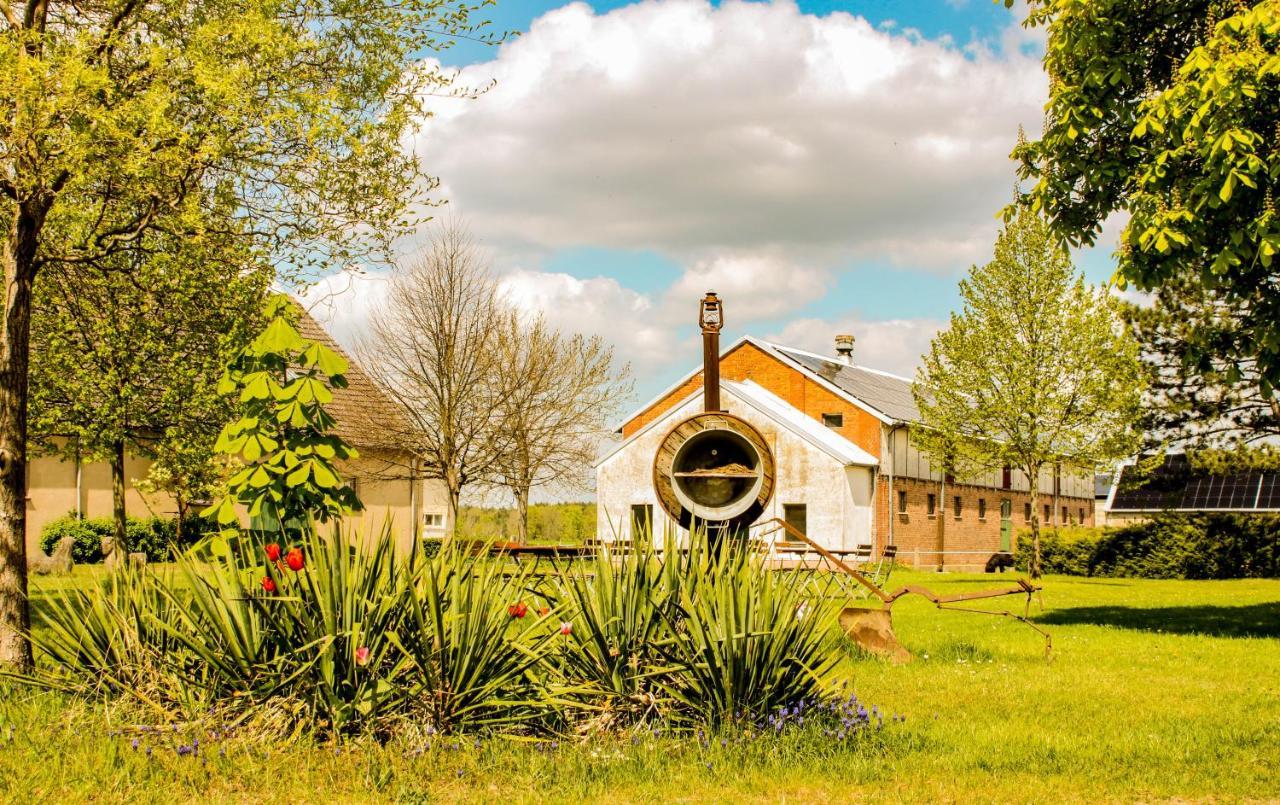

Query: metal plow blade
839,605,912,664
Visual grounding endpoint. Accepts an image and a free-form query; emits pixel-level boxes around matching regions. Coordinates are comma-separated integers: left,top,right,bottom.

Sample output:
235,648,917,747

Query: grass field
1,566,1277,803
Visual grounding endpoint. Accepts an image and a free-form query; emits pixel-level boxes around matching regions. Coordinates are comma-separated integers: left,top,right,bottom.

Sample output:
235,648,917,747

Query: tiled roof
291,301,409,451
768,344,922,423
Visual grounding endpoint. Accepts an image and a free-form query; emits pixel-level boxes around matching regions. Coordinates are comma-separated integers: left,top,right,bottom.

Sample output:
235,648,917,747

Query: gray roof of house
770,344,921,423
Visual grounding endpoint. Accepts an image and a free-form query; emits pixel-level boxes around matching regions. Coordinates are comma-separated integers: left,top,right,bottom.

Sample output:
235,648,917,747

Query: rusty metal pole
699,291,723,413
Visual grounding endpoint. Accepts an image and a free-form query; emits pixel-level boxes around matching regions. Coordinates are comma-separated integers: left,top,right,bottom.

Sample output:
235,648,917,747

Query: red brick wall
619,340,1096,571
621,341,882,457
886,476,1094,571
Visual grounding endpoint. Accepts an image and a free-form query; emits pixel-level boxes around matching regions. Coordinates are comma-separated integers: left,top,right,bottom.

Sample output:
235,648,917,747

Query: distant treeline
457,503,596,544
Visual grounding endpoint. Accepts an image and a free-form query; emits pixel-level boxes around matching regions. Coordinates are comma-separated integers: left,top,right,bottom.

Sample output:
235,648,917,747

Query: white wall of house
888,428,1093,497
596,387,876,552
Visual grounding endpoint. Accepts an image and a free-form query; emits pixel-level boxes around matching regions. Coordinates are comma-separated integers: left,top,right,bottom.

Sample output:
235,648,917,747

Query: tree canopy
913,210,1145,577
30,222,271,541
1,0,494,669
1011,0,1280,395
1123,277,1280,449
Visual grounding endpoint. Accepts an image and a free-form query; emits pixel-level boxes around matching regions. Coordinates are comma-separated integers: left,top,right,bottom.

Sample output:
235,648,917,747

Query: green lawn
2,567,1278,803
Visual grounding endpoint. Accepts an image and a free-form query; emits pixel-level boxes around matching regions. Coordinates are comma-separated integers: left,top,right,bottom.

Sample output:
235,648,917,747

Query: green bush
39,512,213,564
1015,514,1280,579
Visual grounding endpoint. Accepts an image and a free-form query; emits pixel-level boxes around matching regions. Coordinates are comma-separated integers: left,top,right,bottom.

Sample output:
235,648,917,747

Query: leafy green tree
30,226,270,550
1123,277,1280,449
0,0,493,668
1010,1,1280,398
204,294,362,537
913,210,1145,577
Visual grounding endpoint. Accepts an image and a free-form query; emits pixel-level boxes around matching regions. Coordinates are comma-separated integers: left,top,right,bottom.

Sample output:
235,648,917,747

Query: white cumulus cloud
413,0,1046,270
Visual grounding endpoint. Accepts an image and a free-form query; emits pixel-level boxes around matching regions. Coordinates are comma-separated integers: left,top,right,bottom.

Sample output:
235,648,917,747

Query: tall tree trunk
0,202,47,671
513,483,530,545
1027,462,1042,579
936,474,947,572
111,439,128,551
444,466,462,543
174,494,187,545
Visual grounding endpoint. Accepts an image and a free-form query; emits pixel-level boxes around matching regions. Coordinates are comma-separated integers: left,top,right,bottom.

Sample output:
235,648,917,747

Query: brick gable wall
621,341,883,457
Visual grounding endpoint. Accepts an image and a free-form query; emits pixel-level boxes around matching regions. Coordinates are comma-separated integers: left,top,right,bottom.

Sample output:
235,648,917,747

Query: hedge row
39,512,214,564
1015,514,1280,579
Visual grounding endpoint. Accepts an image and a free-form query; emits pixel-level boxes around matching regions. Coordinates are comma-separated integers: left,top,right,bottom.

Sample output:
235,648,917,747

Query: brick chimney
834,334,855,364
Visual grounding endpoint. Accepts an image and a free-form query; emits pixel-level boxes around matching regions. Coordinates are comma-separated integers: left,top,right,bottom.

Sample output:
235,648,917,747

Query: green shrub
39,513,213,564
1015,514,1280,579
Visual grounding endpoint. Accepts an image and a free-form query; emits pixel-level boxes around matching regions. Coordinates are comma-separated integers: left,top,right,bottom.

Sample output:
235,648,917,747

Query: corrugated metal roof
768,344,921,423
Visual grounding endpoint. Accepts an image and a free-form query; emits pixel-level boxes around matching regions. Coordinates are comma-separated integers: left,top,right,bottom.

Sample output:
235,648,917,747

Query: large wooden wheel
652,411,775,529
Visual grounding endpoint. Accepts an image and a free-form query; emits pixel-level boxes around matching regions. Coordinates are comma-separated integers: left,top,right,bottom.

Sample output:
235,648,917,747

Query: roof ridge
766,341,914,383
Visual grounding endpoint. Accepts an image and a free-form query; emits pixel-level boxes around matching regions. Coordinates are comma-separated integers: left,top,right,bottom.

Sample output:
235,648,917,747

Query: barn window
978,498,987,520
927,494,937,517
783,504,808,536
630,504,652,538
1024,502,1031,521
821,413,843,428
1044,504,1051,523
953,496,962,518
1062,506,1069,524
1001,465,1012,489
1079,507,1086,524
897,490,907,513
423,512,444,528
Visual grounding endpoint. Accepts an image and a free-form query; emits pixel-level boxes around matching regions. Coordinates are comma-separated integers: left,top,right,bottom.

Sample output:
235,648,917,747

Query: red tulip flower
560,622,572,636
285,547,305,572
265,543,282,562
355,646,371,667
261,576,276,593
508,602,528,619
538,606,550,618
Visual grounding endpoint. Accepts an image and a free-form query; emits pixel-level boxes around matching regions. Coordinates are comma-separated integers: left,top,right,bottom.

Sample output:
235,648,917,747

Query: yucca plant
155,523,416,735
396,545,549,733
545,537,681,731
17,564,196,714
658,546,843,727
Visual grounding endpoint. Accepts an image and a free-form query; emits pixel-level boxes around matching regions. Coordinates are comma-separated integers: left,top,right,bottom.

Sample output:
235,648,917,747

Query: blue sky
312,1,1119,406
444,1,1021,66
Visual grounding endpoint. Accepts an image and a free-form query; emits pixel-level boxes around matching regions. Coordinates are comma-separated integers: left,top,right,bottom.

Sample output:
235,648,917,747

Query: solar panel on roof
1109,457,1280,513
1258,474,1280,510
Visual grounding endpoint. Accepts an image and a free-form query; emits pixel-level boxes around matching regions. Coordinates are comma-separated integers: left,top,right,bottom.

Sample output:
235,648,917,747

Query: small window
1079,507,1086,524
1062,506,1069,524
821,413,843,429
423,512,444,528
783,504,808,536
897,490,907,514
978,498,987,520
953,496,962,518
1044,504,1051,523
1001,466,1011,490
927,494,937,517
1024,502,1032,521
630,504,653,538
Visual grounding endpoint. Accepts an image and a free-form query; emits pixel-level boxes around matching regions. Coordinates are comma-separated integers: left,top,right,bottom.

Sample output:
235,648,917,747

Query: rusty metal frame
753,517,1052,657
